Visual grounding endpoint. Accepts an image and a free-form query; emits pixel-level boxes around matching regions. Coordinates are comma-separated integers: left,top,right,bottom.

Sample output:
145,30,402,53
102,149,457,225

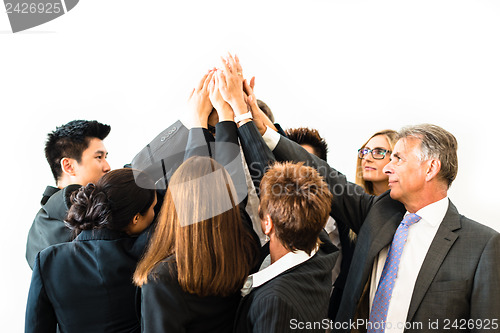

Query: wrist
230,100,248,116
234,111,253,126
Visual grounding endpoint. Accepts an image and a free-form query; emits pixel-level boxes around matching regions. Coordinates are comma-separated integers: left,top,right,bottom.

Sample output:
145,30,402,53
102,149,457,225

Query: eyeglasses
358,148,391,160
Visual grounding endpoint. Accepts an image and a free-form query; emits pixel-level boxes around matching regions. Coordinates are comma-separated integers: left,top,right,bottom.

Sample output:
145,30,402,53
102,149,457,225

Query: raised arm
272,133,374,234
184,70,216,160
215,54,276,195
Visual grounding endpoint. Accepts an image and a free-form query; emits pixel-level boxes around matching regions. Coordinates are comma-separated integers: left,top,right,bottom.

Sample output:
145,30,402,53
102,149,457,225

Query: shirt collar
412,196,449,227
241,246,318,296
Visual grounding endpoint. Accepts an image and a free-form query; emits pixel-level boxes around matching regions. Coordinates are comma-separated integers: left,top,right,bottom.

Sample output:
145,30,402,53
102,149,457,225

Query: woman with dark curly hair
25,168,157,333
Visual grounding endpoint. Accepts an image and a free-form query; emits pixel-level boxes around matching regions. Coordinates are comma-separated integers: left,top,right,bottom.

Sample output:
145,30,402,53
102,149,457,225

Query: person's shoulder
458,214,499,238
446,200,498,238
42,184,81,219
147,257,177,283
37,241,75,267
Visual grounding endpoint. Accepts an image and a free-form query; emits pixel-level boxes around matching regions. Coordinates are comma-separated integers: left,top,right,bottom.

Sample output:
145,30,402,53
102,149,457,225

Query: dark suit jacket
25,228,149,333
271,133,500,333
26,184,81,269
233,232,339,333
141,252,244,333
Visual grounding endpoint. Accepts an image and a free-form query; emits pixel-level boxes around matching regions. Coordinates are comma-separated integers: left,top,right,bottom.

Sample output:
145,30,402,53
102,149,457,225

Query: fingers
196,72,210,91
220,56,232,75
208,73,216,95
226,53,238,74
243,78,252,96
202,70,214,92
217,69,227,88
250,76,255,90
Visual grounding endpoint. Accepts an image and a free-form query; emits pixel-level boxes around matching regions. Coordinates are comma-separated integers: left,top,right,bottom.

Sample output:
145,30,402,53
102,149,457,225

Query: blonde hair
134,156,258,297
354,129,398,195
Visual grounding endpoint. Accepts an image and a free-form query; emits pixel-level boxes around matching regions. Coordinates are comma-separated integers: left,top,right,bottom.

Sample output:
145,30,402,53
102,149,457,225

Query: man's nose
383,160,394,175
103,159,111,173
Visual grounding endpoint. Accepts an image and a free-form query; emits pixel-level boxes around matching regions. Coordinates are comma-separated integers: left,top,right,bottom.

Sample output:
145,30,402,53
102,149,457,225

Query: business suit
233,231,339,333
25,228,149,333
242,126,500,333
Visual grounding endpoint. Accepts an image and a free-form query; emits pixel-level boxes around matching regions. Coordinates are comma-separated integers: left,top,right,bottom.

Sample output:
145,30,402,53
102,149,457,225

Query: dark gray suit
247,128,500,333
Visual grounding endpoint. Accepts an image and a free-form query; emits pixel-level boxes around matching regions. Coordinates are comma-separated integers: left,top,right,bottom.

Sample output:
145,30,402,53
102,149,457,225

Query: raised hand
216,53,247,116
242,77,277,135
187,70,215,128
209,71,234,122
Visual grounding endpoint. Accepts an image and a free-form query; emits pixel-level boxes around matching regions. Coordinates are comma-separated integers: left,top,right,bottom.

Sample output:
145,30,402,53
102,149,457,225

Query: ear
131,213,141,226
425,159,441,182
262,214,274,236
60,158,77,177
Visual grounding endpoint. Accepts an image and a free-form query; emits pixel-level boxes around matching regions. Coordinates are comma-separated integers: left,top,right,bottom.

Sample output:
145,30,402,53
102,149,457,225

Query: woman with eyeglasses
355,130,398,196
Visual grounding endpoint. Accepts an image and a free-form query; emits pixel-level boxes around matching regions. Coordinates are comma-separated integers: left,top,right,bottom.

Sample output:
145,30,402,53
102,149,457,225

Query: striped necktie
368,213,421,333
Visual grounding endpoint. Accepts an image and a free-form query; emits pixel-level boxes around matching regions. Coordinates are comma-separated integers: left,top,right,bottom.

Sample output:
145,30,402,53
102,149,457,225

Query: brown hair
355,129,398,195
258,162,332,255
285,127,328,161
134,156,258,297
398,124,458,188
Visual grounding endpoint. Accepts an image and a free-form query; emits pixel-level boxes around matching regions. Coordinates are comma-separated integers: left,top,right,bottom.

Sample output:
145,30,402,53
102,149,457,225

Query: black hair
45,120,111,183
285,127,329,161
65,168,156,234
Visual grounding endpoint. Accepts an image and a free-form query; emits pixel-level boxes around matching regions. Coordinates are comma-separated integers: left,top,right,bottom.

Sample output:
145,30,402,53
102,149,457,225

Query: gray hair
398,124,458,188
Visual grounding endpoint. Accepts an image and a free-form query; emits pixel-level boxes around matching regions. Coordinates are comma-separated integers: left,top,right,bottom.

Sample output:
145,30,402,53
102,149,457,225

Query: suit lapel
368,210,404,260
406,200,461,322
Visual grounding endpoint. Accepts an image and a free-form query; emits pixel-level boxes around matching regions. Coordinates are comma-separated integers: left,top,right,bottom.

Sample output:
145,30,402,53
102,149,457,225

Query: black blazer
233,232,339,333
25,229,149,333
25,184,81,269
141,258,243,333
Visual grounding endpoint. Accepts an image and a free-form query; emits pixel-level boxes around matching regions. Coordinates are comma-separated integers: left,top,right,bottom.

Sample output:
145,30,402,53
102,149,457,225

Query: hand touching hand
187,70,214,128
242,77,277,135
209,71,234,122
217,53,247,116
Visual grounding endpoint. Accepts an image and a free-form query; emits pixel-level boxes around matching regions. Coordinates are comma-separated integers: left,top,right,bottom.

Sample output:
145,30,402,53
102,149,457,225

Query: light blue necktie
368,213,421,333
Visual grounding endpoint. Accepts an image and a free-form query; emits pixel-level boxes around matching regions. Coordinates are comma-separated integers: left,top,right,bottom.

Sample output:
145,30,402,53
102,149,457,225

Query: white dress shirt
369,197,449,332
241,247,318,296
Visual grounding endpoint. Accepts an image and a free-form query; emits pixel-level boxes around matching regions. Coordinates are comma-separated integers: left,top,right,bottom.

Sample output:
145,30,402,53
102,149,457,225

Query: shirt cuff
262,125,281,151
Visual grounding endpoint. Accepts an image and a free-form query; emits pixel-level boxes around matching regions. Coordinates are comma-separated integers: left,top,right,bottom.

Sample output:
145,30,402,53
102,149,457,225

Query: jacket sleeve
271,133,374,234
237,122,276,196
183,127,215,160
25,254,57,333
130,120,189,190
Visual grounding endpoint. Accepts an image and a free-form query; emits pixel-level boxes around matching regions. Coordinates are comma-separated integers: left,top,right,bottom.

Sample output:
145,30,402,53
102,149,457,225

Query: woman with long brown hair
134,67,259,332
134,156,258,332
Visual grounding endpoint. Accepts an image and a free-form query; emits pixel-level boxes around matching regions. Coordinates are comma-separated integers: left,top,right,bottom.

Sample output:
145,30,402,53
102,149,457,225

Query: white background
1,1,499,331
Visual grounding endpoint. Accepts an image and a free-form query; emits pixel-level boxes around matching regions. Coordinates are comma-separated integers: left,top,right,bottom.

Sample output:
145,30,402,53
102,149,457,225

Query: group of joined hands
188,53,278,135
